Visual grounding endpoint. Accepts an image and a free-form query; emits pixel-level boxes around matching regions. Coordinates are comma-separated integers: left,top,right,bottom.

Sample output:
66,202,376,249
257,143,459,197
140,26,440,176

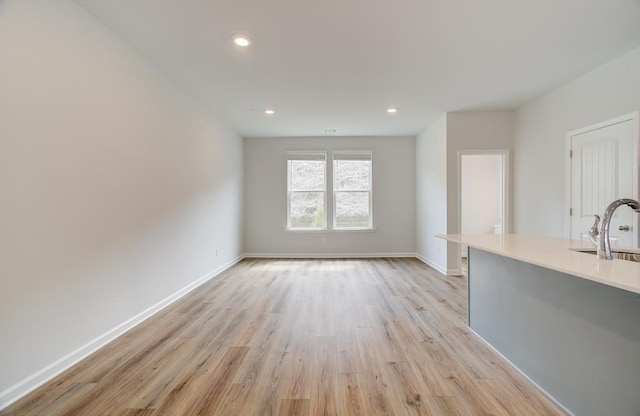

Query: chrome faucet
590,199,640,260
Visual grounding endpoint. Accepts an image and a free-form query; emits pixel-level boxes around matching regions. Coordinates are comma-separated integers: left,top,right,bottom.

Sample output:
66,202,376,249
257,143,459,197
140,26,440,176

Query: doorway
459,151,509,260
566,112,639,247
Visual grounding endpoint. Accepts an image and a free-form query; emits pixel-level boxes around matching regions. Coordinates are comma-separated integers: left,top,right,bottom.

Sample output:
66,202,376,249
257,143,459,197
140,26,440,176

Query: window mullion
290,188,325,192
336,189,369,192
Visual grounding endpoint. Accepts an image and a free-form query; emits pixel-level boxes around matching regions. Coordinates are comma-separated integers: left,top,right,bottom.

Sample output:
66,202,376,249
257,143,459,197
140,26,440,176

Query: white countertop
438,234,640,295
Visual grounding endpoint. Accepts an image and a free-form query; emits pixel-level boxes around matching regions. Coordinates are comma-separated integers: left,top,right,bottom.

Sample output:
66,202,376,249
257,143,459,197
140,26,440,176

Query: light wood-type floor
2,258,566,415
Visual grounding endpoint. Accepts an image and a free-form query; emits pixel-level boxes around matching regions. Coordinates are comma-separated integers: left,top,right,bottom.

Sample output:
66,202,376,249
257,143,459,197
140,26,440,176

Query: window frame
286,151,328,230
332,150,374,230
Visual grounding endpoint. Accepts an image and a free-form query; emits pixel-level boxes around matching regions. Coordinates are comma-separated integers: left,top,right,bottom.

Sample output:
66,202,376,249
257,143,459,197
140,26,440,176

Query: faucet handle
587,215,600,246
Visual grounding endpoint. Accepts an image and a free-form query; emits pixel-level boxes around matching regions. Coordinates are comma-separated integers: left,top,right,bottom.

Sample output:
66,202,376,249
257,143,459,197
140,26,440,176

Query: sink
569,247,640,263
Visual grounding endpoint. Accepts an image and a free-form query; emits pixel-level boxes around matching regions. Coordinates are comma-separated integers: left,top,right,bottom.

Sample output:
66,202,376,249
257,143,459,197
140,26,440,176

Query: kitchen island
439,234,640,416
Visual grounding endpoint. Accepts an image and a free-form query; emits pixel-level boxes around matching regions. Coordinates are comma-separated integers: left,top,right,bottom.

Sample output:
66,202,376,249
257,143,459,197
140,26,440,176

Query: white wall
461,155,502,235
416,115,449,272
514,46,640,237
0,0,243,406
244,136,416,255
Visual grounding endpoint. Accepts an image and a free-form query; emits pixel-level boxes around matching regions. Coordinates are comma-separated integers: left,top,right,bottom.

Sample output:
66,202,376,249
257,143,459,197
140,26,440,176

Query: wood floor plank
8,382,97,416
336,327,366,374
146,373,207,415
337,373,366,416
278,399,311,416
355,371,397,416
1,258,567,416
232,313,284,383
309,336,338,416
123,337,196,409
387,360,438,416
114,409,155,416
246,351,290,415
210,382,256,415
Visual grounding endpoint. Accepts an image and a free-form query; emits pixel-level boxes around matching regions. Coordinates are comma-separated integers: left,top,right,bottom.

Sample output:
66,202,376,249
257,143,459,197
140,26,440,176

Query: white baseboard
415,254,448,275
244,252,416,259
415,254,462,276
0,255,244,411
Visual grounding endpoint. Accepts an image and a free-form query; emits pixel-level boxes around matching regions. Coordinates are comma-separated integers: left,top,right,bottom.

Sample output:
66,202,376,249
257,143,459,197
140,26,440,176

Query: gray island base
469,247,640,416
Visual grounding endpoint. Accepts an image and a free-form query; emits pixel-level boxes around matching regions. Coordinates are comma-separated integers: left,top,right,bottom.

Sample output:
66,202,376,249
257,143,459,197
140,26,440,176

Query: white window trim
286,151,328,230
332,150,374,230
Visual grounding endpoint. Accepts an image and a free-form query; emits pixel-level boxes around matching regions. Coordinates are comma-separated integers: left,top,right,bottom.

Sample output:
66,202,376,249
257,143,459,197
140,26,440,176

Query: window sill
284,227,376,233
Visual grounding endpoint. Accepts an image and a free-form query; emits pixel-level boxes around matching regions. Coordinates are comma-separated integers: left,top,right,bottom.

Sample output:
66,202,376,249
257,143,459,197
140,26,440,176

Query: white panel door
570,118,637,247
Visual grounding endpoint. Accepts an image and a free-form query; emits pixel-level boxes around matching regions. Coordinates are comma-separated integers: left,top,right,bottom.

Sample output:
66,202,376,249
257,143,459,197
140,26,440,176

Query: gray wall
0,0,244,405
244,136,416,255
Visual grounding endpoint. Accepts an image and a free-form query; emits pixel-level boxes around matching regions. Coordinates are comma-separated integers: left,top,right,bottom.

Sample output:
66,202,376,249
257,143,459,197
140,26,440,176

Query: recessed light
387,107,398,114
264,109,275,115
232,34,251,47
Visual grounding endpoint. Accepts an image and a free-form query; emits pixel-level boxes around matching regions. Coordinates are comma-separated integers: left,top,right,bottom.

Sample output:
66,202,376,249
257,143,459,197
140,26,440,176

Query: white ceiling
75,0,640,138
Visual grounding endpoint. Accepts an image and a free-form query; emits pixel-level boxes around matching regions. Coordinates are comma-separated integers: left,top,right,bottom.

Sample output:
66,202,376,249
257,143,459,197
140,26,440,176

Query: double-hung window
287,152,327,229
333,151,373,229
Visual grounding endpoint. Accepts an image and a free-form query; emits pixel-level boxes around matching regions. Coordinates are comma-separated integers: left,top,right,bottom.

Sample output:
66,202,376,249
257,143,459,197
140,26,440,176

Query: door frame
457,149,510,241
565,111,640,241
